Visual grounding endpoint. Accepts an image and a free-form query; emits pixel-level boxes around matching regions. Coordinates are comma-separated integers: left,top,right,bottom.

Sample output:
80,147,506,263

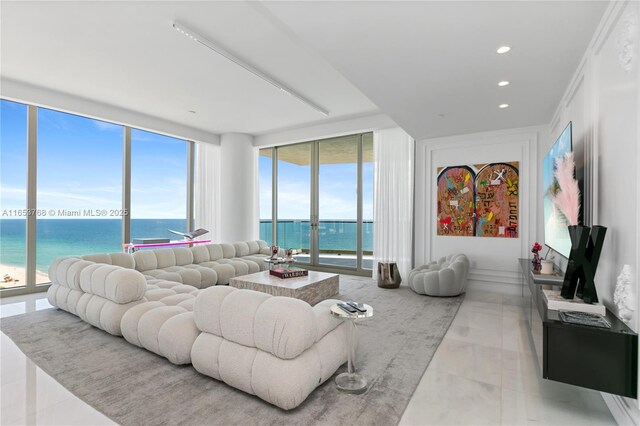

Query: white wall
219,133,258,242
548,1,639,421
414,126,542,295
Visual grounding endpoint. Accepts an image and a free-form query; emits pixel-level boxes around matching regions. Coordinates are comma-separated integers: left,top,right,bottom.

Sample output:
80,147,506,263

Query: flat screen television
543,122,573,258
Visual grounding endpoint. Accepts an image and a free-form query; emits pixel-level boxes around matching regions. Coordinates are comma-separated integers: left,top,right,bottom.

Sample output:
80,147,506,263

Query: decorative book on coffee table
269,267,309,279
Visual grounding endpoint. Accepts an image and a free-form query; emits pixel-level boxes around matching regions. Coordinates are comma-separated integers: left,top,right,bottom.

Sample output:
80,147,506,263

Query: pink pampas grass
549,152,580,226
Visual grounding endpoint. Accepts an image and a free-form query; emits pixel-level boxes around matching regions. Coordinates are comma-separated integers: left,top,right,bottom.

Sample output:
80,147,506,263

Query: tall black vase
560,225,607,303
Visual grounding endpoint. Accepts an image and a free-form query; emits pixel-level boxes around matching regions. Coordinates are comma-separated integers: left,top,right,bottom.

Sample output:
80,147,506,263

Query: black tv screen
543,122,572,258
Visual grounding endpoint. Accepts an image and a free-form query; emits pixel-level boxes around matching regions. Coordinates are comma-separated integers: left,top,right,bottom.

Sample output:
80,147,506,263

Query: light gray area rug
1,276,463,426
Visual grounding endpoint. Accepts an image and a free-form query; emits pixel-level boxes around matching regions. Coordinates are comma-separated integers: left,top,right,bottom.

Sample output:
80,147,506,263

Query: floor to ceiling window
258,148,273,246
260,132,374,272
130,129,188,241
362,133,374,269
277,142,312,264
36,108,123,285
0,99,194,295
0,100,28,290
318,135,359,268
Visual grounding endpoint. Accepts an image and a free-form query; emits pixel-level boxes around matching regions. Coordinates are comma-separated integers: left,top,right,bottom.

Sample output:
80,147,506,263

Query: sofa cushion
191,245,211,263
173,247,194,266
221,243,236,259
82,252,135,269
194,286,236,335
254,297,317,359
219,290,271,348
246,240,260,255
207,244,224,261
233,242,250,257
133,251,158,272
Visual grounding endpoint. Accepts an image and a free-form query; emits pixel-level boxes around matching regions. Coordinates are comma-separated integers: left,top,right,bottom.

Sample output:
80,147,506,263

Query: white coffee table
229,270,339,306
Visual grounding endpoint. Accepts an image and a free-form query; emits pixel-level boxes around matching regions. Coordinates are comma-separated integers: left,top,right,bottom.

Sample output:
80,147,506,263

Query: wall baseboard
602,393,639,426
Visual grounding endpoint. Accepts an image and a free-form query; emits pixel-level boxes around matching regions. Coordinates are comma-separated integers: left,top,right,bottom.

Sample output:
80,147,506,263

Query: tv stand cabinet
518,259,637,398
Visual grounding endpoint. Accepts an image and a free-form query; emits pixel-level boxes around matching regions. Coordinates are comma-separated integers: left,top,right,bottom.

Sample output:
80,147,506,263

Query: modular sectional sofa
46,240,349,409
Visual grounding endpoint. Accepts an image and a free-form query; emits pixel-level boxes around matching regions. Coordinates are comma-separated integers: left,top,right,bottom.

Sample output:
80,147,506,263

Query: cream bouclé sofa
47,240,274,335
46,240,349,409
121,286,347,410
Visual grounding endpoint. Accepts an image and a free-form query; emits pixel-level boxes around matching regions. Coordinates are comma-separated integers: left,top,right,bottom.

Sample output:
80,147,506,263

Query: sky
1,99,187,219
1,98,372,222
259,148,374,221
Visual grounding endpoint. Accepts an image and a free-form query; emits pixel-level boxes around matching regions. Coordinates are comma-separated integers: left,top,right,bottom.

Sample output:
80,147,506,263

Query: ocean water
259,220,373,253
1,219,186,272
0,218,372,273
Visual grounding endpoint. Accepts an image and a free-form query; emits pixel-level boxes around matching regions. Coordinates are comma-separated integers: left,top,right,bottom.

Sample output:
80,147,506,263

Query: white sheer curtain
194,142,221,242
373,128,415,281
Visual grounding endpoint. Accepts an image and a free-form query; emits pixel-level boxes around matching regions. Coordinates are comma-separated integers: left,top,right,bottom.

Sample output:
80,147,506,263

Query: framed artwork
437,162,519,238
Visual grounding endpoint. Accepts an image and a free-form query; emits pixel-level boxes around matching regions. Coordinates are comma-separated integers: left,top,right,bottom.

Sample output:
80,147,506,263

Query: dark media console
518,259,637,398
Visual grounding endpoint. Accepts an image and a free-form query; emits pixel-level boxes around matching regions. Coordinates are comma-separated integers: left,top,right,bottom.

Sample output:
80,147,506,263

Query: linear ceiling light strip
173,21,329,116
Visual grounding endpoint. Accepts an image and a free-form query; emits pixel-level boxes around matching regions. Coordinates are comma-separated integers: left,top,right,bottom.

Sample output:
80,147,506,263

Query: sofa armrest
48,256,146,304
313,299,345,342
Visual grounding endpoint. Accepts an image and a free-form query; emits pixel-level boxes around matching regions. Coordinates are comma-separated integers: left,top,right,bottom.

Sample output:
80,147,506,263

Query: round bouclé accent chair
408,254,470,296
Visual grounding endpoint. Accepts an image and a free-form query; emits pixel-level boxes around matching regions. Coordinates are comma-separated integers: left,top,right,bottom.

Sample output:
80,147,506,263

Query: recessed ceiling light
499,104,509,109
496,46,511,54
498,81,510,87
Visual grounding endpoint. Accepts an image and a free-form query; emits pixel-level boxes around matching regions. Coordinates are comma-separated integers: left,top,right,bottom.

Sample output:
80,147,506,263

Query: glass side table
263,257,296,270
330,303,374,394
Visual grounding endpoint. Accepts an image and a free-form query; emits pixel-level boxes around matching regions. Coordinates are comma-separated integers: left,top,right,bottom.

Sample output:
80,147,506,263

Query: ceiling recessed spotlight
499,104,509,109
498,81,510,87
496,46,511,54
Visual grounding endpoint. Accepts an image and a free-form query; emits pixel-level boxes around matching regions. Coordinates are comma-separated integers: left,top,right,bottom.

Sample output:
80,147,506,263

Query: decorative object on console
377,262,401,289
436,162,519,237
270,245,279,260
531,242,543,270
560,225,607,303
543,288,606,315
540,260,554,274
558,310,611,329
614,264,635,323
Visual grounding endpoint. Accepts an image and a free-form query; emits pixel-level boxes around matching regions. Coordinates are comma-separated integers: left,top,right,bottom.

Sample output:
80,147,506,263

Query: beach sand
1,264,49,289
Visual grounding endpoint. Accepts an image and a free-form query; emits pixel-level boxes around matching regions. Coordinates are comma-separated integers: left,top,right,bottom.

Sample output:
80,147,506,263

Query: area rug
1,276,463,426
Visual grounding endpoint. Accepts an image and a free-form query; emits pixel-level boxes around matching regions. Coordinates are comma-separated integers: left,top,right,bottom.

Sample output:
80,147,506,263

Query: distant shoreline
0,263,49,289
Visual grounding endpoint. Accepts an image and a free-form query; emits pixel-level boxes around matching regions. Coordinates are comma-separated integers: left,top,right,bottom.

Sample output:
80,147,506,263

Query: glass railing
259,220,373,269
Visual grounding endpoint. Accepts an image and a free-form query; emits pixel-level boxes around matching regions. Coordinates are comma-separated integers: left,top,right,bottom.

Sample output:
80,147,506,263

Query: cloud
93,120,121,132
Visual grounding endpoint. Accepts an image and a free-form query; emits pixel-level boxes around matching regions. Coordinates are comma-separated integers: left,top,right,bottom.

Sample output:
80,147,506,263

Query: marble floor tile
501,386,615,426
400,368,502,425
451,308,504,331
445,323,502,349
429,338,502,386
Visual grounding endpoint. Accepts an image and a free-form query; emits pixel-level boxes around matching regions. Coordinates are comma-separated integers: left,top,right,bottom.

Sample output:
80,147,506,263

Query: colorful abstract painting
437,162,519,238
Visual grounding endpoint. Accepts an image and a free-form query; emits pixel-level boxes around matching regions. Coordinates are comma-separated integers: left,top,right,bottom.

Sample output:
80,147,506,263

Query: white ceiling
0,1,378,136
262,1,608,140
1,1,607,141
